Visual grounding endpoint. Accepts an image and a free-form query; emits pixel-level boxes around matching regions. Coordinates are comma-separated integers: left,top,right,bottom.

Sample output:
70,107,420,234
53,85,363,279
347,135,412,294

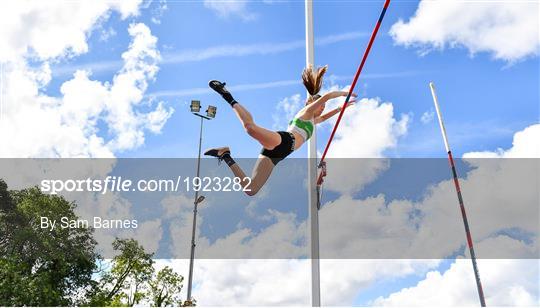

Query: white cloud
327,97,409,158
145,101,174,133
245,185,272,220
475,235,538,260
390,0,540,62
323,93,410,194
150,0,168,24
169,259,439,306
161,193,194,219
168,208,307,260
203,0,256,21
0,23,173,157
99,27,117,42
0,0,142,62
126,219,163,254
463,124,540,158
420,109,434,124
319,259,441,306
402,125,540,259
272,93,303,130
0,1,174,158
167,193,209,260
104,22,172,152
373,259,539,306
112,0,144,19
317,153,539,259
191,259,310,305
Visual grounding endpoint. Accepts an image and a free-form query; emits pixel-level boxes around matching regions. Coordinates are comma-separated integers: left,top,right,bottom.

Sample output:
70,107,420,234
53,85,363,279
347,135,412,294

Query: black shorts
261,131,295,165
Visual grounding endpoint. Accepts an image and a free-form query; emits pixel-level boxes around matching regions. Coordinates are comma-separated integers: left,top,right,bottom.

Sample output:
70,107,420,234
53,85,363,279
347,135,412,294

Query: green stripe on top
290,118,314,139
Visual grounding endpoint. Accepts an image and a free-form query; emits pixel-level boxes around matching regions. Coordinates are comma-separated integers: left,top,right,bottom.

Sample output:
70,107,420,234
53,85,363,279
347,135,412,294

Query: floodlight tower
185,100,217,305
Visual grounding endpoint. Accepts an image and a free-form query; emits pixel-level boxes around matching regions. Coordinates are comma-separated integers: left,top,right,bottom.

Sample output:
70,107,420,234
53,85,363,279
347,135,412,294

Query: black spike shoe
204,147,231,165
208,80,236,105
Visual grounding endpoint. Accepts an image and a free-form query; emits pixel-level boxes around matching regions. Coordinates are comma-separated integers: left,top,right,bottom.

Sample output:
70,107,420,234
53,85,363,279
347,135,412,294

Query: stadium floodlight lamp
190,100,201,113
206,105,217,118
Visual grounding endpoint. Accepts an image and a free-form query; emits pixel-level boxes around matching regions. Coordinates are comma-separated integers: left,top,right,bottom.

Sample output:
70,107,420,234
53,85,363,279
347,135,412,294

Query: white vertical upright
430,82,450,152
305,0,321,306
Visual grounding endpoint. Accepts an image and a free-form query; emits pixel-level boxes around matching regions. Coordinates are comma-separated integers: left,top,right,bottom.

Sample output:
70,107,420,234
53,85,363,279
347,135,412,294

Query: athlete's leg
209,80,281,150
248,156,275,195
204,148,274,196
232,104,281,150
229,155,274,196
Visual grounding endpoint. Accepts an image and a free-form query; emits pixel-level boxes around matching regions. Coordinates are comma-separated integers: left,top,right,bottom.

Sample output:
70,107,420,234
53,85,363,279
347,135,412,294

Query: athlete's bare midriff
290,131,305,150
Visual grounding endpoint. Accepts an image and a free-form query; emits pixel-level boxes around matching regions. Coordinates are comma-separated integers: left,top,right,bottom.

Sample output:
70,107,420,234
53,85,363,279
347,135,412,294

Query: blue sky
48,0,539,159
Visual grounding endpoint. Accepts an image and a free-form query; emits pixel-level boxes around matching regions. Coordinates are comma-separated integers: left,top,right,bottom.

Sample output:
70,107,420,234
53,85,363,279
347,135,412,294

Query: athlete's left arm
305,91,355,115
315,101,355,124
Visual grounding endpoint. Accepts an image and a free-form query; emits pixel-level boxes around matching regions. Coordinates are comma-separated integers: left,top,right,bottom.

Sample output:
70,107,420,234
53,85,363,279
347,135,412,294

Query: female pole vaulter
204,65,356,196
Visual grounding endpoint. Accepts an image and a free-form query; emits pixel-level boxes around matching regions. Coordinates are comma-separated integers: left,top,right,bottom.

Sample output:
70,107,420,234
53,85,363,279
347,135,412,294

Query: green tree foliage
89,240,190,307
0,180,99,306
90,238,154,306
0,179,187,306
149,266,184,306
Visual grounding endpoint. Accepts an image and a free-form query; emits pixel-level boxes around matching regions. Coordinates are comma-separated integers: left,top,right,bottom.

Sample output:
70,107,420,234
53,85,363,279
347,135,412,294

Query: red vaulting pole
430,82,486,307
317,0,391,185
